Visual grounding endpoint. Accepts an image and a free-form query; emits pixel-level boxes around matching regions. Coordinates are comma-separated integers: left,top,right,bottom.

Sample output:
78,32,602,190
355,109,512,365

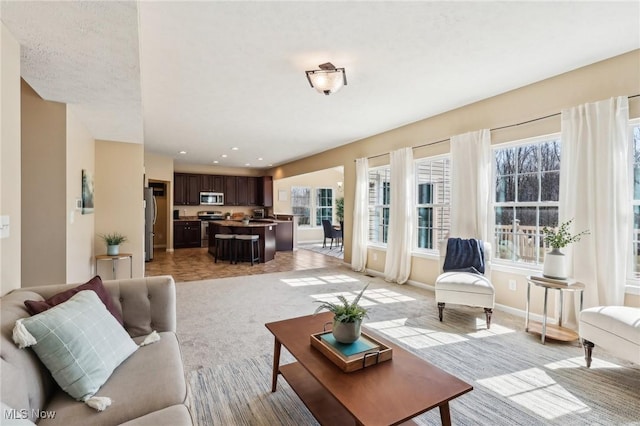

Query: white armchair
435,239,495,329
579,306,640,367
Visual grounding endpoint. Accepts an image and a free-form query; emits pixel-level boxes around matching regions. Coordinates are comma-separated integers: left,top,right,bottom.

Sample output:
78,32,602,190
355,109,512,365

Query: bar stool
214,234,236,264
235,234,260,265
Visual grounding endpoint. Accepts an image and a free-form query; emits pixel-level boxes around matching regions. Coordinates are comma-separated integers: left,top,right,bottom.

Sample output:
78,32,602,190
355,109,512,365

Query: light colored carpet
176,266,640,425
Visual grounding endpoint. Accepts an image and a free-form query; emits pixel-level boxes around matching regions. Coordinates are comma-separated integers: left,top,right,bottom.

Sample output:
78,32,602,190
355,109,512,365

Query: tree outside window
291,186,311,226
494,138,560,264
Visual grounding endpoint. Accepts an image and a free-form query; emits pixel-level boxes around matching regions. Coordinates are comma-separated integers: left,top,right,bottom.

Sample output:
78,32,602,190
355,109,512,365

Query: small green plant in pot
314,283,369,344
100,232,127,256
541,219,589,279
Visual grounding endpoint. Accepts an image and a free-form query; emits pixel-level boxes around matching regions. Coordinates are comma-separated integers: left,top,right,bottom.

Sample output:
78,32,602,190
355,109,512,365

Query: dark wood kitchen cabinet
174,221,201,248
260,176,273,207
236,176,249,206
200,175,224,193
247,177,259,205
224,176,238,205
174,174,200,205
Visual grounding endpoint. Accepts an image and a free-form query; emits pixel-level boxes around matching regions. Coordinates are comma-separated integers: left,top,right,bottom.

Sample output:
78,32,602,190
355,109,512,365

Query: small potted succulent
314,283,369,344
99,232,127,256
242,215,250,225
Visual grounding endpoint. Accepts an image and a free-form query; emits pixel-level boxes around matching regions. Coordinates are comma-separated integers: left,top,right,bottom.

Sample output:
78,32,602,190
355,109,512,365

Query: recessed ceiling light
213,160,219,164
245,163,250,166
268,164,273,167
231,147,239,151
179,151,187,155
258,157,263,161
221,154,228,158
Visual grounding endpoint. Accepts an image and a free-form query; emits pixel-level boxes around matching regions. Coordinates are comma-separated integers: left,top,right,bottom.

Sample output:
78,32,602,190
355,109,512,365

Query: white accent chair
579,306,640,367
435,239,495,329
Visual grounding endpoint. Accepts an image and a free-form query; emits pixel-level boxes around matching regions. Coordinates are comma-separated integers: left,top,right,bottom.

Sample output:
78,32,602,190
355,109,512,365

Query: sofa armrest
102,276,177,337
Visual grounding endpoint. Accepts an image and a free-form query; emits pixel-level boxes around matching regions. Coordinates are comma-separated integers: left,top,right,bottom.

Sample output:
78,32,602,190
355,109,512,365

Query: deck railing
494,223,550,264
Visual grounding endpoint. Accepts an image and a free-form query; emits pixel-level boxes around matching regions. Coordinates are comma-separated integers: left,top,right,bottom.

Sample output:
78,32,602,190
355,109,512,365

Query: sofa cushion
14,290,138,402
1,291,57,423
24,276,123,325
39,332,187,426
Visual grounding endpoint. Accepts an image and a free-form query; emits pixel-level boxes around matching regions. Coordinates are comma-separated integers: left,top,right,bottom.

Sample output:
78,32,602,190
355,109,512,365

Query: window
368,166,390,244
630,123,640,278
291,186,311,226
415,157,450,250
315,188,333,226
493,137,561,265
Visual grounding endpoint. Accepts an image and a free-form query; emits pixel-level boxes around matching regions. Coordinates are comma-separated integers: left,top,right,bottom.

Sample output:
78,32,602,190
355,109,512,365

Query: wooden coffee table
265,313,472,425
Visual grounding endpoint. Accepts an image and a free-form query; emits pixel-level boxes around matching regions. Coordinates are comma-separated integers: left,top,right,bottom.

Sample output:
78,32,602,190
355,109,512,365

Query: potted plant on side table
314,283,369,344
541,219,589,279
100,232,128,256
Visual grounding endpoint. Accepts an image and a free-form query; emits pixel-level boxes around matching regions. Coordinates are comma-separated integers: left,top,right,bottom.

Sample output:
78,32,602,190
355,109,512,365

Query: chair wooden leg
582,338,594,368
438,302,445,322
484,308,493,329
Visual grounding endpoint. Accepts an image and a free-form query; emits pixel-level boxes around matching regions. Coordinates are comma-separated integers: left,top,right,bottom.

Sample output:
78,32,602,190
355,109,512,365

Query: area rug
297,242,344,259
188,354,318,426
178,267,640,425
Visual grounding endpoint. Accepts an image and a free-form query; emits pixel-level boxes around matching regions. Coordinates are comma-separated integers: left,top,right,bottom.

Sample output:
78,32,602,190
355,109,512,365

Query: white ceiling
2,1,639,169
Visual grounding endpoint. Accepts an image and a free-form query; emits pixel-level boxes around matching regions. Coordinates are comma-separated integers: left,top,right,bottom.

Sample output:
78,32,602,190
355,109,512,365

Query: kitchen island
208,220,279,263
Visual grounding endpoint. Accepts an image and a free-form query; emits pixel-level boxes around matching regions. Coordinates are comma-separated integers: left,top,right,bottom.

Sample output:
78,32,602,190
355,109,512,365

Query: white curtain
560,96,630,308
384,147,415,284
450,129,491,241
351,157,369,272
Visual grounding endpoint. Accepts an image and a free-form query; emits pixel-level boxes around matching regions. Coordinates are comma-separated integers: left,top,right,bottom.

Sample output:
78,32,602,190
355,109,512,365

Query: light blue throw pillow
13,290,138,403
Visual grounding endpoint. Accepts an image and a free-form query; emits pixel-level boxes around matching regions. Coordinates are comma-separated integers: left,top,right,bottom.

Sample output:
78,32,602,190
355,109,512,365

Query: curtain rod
363,93,640,161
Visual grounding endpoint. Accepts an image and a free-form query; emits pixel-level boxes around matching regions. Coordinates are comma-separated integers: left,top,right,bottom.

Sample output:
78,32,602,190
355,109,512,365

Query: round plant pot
107,245,120,256
332,319,362,344
543,248,567,279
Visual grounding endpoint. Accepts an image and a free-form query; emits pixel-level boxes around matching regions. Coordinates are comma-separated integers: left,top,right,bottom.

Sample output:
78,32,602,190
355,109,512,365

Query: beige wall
0,23,21,295
21,80,67,287
273,168,344,242
66,107,95,282
269,49,640,312
95,140,145,278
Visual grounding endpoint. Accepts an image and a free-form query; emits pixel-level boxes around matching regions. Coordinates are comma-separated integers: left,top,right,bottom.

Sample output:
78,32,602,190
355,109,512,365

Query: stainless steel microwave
200,192,224,205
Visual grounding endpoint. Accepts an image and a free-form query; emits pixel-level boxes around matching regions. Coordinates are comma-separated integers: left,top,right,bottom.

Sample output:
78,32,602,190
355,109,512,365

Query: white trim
367,243,387,251
491,260,542,275
410,250,439,260
625,284,640,296
491,132,562,150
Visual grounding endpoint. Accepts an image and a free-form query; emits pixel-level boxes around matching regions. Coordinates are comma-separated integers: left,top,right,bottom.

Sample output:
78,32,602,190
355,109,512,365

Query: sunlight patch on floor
281,277,326,287
477,368,590,419
544,357,623,370
363,289,415,304
466,322,515,338
318,274,360,283
366,318,468,348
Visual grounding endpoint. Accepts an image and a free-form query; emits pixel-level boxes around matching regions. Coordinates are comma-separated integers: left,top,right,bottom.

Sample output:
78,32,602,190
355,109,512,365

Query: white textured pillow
13,290,138,406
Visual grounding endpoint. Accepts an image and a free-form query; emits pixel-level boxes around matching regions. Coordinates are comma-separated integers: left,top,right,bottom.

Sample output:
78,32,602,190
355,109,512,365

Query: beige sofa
1,276,192,426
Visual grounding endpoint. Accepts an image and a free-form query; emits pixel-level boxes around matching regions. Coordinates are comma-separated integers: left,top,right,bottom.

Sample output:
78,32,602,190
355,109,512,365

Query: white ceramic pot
107,244,120,256
332,319,362,344
543,248,567,279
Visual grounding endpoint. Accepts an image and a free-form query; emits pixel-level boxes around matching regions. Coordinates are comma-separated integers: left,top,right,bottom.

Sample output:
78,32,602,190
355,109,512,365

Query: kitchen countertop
210,219,279,228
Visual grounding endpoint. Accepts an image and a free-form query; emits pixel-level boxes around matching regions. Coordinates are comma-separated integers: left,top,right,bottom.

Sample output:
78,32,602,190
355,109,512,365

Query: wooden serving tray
310,330,393,373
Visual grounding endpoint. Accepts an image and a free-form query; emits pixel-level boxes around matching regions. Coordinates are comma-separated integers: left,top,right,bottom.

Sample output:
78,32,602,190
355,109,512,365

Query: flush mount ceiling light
305,62,347,95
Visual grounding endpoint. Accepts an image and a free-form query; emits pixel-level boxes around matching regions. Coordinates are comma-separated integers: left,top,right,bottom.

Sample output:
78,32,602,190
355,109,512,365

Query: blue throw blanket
443,238,485,275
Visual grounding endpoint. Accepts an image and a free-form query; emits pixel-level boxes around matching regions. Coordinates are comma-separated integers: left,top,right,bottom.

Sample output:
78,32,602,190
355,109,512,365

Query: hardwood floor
145,247,345,282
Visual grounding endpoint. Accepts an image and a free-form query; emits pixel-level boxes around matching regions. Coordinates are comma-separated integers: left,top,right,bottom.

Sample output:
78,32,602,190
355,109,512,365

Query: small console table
525,276,585,344
95,253,133,280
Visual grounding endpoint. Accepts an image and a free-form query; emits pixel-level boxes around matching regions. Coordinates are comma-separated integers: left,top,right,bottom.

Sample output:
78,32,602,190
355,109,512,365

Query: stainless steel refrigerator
144,187,156,261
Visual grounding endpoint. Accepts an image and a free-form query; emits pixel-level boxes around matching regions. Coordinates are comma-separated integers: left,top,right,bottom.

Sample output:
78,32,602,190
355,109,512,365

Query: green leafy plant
336,197,344,222
314,283,369,323
542,219,589,249
99,232,127,246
